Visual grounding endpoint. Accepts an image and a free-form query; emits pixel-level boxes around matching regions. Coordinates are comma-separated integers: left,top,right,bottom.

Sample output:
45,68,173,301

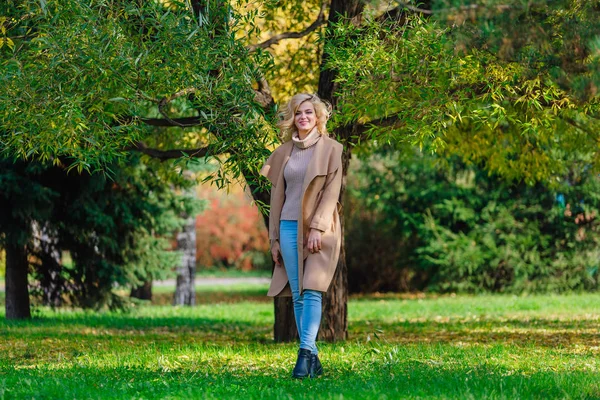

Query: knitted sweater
280,128,321,221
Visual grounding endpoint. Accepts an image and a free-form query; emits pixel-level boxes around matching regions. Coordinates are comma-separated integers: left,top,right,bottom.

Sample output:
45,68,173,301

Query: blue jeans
279,220,322,354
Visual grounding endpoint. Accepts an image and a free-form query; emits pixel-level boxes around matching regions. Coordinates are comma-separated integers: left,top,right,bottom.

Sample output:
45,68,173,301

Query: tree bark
131,279,153,301
34,223,63,307
311,0,364,342
319,145,352,341
317,0,364,111
5,243,31,319
173,215,197,306
274,297,298,342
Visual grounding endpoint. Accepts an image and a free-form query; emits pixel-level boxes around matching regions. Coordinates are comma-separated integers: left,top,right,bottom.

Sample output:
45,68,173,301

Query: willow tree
1,0,362,338
2,0,599,337
326,1,600,183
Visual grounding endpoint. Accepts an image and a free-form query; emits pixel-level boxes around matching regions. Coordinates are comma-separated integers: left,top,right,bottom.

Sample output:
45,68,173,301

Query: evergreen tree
0,156,202,318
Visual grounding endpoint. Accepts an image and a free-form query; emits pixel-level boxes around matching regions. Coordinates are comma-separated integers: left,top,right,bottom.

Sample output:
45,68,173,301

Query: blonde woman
260,93,343,378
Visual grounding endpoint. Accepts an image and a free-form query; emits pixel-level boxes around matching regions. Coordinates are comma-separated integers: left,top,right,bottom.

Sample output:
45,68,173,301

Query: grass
1,291,600,399
152,283,271,305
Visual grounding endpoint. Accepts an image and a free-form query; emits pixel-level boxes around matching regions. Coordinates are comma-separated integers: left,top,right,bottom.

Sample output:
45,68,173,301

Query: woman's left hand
307,229,322,253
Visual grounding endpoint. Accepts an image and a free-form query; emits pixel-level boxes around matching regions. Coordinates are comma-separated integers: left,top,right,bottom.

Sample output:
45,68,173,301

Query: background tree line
344,146,600,294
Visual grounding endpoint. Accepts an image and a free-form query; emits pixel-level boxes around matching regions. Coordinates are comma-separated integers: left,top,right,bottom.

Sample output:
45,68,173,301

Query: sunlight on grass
2,292,600,399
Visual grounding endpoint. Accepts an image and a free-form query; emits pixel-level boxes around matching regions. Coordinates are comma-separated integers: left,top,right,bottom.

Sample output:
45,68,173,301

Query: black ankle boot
309,353,323,378
292,348,312,379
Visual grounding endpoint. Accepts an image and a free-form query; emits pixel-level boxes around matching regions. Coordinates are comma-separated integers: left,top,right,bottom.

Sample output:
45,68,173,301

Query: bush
195,184,270,272
345,148,600,294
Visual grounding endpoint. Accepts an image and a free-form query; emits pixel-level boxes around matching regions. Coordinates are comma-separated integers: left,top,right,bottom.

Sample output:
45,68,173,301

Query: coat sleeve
268,187,280,245
259,152,277,186
309,143,343,232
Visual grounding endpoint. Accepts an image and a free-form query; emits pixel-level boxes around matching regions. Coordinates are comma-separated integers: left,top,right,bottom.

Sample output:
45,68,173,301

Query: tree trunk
319,145,351,341
312,0,364,342
5,243,31,319
274,297,298,342
131,279,153,301
34,223,63,307
173,215,197,306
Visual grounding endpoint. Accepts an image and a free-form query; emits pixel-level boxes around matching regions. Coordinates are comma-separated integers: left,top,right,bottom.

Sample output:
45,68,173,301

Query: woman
260,93,343,379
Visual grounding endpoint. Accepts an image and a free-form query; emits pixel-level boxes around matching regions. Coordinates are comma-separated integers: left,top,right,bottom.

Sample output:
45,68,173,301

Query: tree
0,161,55,319
173,189,198,306
0,156,201,318
2,0,599,337
325,1,600,183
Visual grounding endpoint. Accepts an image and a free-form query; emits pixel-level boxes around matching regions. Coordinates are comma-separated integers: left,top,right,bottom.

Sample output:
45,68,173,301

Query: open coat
260,135,343,297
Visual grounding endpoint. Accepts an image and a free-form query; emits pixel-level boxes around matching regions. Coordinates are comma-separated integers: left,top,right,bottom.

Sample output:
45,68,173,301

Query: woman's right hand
271,240,282,267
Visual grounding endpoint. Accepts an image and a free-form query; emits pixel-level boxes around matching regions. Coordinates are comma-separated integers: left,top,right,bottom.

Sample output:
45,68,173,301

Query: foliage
346,147,600,293
0,0,274,182
1,292,600,398
252,0,324,101
0,156,203,309
2,0,600,184
326,3,600,183
195,184,270,271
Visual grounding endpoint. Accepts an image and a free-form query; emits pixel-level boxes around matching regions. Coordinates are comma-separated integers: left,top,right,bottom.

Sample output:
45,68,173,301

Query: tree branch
375,2,516,21
130,141,215,160
118,116,203,127
254,75,275,109
560,117,600,138
345,115,404,143
376,2,433,21
248,2,327,51
163,88,198,104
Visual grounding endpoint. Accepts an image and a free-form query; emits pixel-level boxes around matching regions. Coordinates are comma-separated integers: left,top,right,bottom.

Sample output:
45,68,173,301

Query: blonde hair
277,93,332,142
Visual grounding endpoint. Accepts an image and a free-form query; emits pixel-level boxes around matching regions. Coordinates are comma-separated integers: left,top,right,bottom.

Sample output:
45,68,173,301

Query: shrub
195,184,270,272
345,148,600,294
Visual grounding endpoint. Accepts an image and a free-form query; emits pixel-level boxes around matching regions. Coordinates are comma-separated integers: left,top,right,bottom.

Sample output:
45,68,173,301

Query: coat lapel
302,136,329,193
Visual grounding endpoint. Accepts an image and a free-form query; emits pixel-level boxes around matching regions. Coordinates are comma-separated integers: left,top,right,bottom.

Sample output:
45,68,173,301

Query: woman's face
294,101,317,135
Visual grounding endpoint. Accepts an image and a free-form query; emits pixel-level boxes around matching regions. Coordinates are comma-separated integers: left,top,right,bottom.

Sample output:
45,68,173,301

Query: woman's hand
271,240,282,267
307,229,322,253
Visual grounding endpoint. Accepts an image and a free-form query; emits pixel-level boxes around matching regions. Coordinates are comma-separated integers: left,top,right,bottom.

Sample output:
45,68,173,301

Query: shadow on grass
3,313,600,351
1,360,598,399
350,318,600,349
0,314,271,341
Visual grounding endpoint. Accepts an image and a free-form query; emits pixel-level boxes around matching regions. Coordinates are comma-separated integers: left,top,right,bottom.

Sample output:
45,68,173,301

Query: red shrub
195,184,269,271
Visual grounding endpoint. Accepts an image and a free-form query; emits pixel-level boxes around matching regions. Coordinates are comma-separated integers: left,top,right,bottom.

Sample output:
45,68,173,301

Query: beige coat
260,135,343,297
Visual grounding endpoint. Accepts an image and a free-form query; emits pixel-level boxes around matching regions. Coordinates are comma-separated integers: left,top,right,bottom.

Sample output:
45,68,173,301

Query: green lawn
1,292,600,399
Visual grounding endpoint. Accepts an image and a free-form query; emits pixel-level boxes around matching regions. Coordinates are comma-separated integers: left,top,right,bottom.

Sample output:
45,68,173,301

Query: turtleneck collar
292,127,321,149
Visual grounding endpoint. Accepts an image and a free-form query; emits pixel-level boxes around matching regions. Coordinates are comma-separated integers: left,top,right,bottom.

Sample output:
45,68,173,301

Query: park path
0,277,270,292
154,277,270,287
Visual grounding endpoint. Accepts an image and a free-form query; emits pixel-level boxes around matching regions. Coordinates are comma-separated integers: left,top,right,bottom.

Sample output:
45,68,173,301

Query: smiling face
294,101,317,138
